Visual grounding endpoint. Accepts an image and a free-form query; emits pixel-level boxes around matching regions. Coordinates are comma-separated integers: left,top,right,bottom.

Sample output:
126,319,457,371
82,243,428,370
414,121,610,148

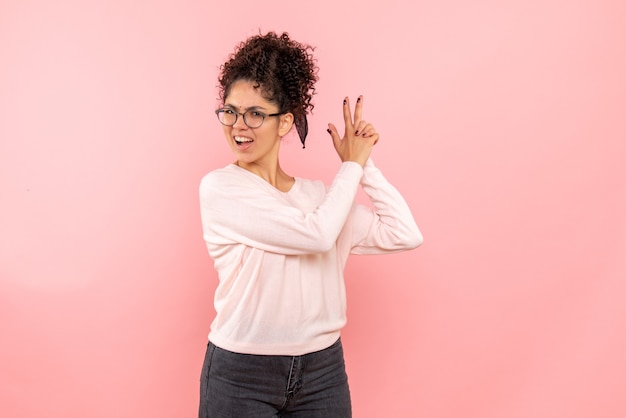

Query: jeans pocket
199,343,216,418
200,343,215,387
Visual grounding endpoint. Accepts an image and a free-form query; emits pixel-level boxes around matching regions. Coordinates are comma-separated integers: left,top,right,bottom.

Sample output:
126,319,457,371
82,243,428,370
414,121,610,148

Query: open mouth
234,136,254,146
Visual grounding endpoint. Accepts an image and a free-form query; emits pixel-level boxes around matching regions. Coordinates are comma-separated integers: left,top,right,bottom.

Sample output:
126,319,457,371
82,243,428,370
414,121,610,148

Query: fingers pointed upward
342,97,353,133
353,95,363,127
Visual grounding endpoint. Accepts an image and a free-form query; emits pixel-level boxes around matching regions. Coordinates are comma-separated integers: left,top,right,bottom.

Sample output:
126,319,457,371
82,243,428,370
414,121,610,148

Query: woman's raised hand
327,95,379,167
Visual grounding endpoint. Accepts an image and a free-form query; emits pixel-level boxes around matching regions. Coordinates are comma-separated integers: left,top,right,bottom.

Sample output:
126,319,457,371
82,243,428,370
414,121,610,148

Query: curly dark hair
218,32,319,147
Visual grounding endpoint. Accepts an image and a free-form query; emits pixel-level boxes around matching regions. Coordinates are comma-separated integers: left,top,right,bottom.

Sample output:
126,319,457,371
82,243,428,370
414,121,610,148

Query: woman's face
221,80,293,167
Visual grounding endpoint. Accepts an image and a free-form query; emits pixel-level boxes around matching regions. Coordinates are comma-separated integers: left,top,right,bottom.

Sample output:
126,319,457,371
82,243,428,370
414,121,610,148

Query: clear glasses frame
215,108,282,129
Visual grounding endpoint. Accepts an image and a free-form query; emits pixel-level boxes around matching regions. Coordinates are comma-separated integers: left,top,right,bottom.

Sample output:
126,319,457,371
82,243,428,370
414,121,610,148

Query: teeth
235,136,253,143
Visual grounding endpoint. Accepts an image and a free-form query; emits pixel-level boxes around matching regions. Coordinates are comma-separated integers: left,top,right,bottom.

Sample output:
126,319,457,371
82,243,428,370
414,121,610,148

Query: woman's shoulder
205,162,264,180
291,176,327,196
291,173,324,186
199,164,251,192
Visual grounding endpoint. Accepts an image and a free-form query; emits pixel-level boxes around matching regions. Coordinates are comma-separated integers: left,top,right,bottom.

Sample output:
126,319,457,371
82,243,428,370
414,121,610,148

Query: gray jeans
199,338,352,417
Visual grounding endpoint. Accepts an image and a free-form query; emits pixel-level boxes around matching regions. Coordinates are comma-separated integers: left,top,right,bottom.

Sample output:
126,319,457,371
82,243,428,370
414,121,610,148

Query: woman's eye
223,109,235,115
250,111,263,117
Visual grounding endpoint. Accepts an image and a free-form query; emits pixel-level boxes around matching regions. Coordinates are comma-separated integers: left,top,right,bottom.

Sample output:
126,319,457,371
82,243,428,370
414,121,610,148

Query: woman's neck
236,160,295,192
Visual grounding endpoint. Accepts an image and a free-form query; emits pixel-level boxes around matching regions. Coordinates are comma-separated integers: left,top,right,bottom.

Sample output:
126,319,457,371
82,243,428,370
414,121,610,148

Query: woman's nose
233,113,248,129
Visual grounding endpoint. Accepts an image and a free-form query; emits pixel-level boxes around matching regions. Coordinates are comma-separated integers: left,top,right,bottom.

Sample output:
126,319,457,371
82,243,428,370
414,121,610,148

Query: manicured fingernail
354,130,359,135
343,99,347,105
357,97,361,103
326,128,331,134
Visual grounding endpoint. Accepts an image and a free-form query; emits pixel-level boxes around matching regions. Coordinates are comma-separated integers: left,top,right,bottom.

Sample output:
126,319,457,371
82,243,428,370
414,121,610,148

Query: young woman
199,31,423,417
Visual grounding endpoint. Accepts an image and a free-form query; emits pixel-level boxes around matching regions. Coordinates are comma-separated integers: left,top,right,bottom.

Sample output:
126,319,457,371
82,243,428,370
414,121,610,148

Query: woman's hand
327,95,379,167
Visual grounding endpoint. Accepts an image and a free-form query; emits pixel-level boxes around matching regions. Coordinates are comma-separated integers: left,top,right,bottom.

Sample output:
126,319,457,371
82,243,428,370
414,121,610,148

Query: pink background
2,0,625,417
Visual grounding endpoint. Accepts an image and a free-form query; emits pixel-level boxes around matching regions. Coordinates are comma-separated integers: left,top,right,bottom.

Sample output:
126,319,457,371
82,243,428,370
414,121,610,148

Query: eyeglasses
215,108,282,128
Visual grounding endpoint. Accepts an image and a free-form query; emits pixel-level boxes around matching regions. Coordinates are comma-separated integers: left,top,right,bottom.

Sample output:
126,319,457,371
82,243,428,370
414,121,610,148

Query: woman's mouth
234,136,254,148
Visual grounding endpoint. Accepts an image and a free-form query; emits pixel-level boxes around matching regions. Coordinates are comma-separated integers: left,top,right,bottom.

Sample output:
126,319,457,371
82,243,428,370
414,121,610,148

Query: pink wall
1,0,625,417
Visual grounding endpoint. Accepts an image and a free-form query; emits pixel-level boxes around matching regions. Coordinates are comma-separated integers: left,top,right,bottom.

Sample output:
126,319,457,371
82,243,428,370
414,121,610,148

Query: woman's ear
278,113,294,137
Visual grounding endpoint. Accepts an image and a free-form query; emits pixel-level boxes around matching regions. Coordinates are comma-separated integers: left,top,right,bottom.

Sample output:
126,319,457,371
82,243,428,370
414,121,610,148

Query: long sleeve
347,159,423,254
200,161,364,255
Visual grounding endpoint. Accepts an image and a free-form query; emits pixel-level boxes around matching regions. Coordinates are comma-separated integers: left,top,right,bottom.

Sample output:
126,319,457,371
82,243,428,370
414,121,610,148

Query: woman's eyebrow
223,103,268,111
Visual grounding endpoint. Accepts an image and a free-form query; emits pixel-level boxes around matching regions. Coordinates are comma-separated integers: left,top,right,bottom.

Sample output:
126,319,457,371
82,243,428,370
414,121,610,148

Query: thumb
327,124,341,151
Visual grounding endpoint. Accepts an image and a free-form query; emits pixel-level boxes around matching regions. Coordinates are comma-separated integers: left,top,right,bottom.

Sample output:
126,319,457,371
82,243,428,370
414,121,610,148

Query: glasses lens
217,109,236,126
243,110,264,128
